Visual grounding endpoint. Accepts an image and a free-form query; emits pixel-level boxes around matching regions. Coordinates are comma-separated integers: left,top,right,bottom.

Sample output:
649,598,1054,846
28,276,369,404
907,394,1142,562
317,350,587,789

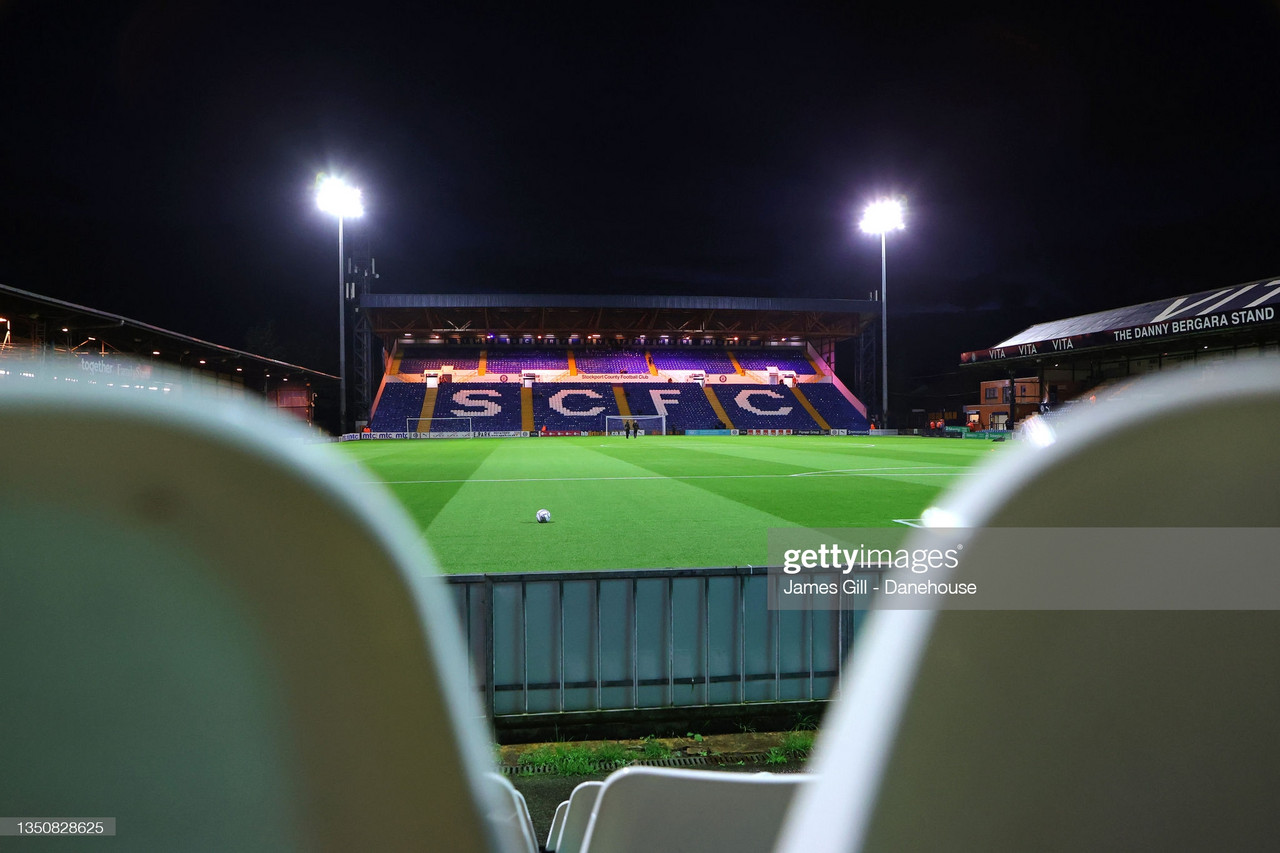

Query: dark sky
4,1,1280,385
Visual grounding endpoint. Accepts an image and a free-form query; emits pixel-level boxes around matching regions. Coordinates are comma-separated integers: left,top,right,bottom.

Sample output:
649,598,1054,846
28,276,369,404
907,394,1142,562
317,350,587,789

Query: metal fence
444,566,875,720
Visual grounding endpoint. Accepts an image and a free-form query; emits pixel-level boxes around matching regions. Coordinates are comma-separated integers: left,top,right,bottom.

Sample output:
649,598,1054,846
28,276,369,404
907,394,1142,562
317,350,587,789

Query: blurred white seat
554,780,603,853
777,361,1280,853
0,377,511,851
546,800,570,851
482,774,539,853
581,766,810,853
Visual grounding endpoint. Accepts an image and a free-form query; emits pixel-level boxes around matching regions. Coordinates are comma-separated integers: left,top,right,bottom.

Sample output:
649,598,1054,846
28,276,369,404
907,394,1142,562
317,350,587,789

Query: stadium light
316,174,364,434
859,199,905,426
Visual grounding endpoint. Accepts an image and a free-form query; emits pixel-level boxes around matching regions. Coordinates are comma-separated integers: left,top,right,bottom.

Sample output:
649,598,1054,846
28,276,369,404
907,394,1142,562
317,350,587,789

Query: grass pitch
337,435,1005,574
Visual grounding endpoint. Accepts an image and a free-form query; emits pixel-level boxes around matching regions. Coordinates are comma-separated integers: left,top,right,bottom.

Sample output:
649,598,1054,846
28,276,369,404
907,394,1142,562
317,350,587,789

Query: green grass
333,435,1004,574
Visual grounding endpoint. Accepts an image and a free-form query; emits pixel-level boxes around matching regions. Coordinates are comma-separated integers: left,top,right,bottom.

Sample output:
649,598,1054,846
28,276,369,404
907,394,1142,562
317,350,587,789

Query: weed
593,741,631,770
685,732,704,742
516,743,597,775
764,747,789,765
640,736,672,760
780,729,815,760
791,713,820,731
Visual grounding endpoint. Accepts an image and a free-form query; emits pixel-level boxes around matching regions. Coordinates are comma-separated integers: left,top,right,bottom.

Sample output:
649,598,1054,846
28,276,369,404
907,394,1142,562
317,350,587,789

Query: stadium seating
574,348,649,374
368,381,428,431
650,348,738,374
430,382,524,432
776,361,1280,853
622,382,724,431
398,346,481,374
580,767,810,853
711,384,821,431
531,383,622,432
731,349,816,374
795,383,869,430
546,800,570,852
486,348,568,373
0,374,508,852
554,780,604,853
481,773,539,853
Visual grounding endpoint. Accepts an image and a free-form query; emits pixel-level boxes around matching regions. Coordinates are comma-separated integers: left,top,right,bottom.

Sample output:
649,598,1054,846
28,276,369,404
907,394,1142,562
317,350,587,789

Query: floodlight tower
859,199,905,426
316,175,365,434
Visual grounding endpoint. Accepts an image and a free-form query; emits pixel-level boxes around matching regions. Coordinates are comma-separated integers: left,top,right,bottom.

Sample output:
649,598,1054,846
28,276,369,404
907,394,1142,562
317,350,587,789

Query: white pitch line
371,465,977,486
789,465,962,477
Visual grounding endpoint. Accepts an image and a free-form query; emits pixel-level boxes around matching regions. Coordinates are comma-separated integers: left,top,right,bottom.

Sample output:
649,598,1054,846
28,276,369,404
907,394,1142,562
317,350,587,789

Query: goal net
405,416,475,438
604,414,666,436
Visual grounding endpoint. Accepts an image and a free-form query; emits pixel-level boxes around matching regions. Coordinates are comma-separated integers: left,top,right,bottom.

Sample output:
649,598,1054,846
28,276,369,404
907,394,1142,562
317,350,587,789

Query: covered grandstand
0,283,337,425
958,275,1280,428
354,292,882,436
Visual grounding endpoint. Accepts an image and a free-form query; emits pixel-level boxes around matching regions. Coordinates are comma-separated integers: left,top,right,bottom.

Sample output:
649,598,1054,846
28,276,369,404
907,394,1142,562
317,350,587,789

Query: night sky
4,2,1280,397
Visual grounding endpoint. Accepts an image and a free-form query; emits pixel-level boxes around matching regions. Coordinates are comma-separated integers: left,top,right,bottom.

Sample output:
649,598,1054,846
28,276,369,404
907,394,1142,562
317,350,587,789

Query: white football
536,508,551,523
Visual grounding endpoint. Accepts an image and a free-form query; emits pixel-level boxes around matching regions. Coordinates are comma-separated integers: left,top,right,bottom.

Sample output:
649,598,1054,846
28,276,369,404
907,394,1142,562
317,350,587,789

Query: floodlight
859,199,905,235
315,173,366,434
315,176,365,219
858,198,907,427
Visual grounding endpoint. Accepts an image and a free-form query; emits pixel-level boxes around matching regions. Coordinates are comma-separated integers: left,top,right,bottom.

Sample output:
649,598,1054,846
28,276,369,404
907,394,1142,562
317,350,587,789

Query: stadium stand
778,361,1280,853
531,383,621,431
397,346,481,374
574,348,649,374
731,349,816,374
621,383,724,431
486,348,568,373
795,383,870,430
650,348,738,374
368,382,428,431
429,383,524,432
711,385,821,431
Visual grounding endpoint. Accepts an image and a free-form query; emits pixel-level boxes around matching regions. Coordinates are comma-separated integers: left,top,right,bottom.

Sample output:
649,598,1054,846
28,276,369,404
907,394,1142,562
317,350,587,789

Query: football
536,508,551,523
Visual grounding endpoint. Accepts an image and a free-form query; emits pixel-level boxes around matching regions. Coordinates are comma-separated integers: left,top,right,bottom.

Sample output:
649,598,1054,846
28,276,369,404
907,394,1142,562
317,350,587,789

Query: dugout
958,276,1280,429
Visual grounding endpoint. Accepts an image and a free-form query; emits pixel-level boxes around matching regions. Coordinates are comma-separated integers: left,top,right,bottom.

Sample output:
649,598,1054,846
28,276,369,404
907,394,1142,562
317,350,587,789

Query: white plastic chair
546,800,570,851
554,780,603,853
777,361,1280,853
482,774,539,853
581,766,810,853
0,376,511,851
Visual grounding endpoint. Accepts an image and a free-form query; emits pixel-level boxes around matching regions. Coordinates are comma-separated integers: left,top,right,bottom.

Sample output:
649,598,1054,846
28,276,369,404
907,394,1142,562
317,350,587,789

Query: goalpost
604,414,666,436
405,416,475,437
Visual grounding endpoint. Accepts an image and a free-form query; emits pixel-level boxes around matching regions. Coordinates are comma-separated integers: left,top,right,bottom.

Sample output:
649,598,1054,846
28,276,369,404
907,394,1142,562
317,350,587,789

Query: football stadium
4,277,1280,850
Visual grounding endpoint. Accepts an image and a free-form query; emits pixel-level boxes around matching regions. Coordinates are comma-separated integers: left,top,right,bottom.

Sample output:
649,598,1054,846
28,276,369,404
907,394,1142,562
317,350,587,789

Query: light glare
316,175,365,218
859,199,906,234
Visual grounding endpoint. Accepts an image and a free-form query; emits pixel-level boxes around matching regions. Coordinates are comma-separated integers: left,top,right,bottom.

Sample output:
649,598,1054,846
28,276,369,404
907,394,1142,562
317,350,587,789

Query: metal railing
445,566,874,719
